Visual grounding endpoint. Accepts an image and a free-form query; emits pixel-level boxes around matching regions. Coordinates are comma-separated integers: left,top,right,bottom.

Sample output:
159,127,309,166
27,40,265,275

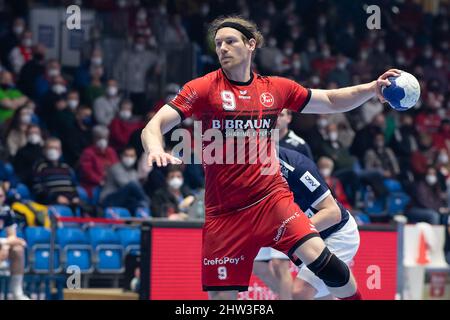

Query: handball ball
382,71,421,111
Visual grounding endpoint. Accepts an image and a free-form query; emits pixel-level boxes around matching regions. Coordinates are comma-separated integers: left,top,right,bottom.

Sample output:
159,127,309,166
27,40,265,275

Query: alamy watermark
66,265,81,290
366,5,381,30
66,5,81,30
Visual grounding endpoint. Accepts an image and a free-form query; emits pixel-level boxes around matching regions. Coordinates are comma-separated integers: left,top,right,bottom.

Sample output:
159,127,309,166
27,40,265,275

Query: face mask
137,11,147,21
434,60,443,68
91,57,102,66
424,49,432,58
107,86,118,97
337,62,346,70
68,99,79,110
284,48,293,56
81,116,93,127
119,110,132,120
406,39,414,48
20,114,32,124
293,60,301,69
329,131,338,141
168,177,183,190
396,56,406,65
201,4,209,16
322,50,330,58
45,148,60,161
360,51,368,60
122,156,136,168
375,141,384,149
268,39,277,48
96,138,108,150
377,44,385,52
52,84,66,95
28,133,41,145
425,175,437,186
13,25,24,35
135,44,145,52
318,118,328,128
320,168,332,178
438,153,449,164
48,68,60,77
22,38,32,47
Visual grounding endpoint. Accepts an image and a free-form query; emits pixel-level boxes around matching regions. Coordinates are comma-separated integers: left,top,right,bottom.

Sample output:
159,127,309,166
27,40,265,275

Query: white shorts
297,214,360,298
254,247,289,261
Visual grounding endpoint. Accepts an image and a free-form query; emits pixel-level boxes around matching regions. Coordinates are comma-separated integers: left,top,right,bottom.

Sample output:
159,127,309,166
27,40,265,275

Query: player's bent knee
292,279,316,300
306,247,350,287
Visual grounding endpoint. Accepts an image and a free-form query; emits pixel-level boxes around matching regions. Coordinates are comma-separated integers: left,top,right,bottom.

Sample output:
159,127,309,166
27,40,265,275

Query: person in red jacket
317,156,353,210
79,125,118,196
109,99,144,152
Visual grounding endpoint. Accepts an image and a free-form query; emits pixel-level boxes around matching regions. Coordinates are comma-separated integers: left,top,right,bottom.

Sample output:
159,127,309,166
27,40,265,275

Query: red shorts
202,189,319,292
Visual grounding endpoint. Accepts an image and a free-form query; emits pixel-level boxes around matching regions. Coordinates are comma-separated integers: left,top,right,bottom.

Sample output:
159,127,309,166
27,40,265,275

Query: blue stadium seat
25,227,61,273
88,227,123,273
387,192,411,216
105,207,131,219
48,205,74,218
117,228,140,255
135,207,151,218
57,227,93,273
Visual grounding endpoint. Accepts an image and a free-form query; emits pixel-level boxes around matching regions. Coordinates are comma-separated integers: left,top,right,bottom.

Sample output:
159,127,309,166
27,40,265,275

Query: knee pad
306,247,350,287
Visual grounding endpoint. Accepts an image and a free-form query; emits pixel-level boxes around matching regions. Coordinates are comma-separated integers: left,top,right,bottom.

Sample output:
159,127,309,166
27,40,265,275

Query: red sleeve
167,77,207,120
79,149,103,184
274,77,311,113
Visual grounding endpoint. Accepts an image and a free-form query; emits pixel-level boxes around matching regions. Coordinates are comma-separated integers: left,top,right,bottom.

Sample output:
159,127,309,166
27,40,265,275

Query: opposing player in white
253,146,360,299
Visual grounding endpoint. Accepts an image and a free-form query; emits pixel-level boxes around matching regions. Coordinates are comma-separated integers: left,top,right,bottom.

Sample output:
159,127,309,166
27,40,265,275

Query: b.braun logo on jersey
260,92,274,107
300,171,320,192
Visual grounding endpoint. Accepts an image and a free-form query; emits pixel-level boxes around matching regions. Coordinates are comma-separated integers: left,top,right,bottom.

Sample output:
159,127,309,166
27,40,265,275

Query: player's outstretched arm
141,104,183,167
302,69,401,114
309,194,342,232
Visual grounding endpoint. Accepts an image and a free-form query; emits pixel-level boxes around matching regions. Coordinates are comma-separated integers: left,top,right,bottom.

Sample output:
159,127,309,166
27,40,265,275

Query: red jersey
169,69,311,216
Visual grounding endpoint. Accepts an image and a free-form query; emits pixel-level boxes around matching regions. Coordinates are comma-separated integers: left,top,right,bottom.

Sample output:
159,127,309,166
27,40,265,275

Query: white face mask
48,68,60,77
318,118,328,128
22,38,32,47
425,175,437,186
320,168,332,178
46,148,60,161
28,133,41,145
68,99,79,110
135,44,145,52
329,131,338,141
119,110,132,120
20,114,32,124
96,138,108,150
122,156,136,168
168,177,183,190
52,84,66,95
107,86,118,97
13,25,24,35
91,57,102,66
438,153,449,164
284,48,293,56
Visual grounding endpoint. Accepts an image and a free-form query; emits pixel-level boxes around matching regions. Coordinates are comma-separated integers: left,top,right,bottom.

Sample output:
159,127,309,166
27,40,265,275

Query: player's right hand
146,150,182,167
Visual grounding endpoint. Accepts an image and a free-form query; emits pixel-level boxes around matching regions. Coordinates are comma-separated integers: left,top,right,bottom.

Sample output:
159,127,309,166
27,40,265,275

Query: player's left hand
375,69,401,103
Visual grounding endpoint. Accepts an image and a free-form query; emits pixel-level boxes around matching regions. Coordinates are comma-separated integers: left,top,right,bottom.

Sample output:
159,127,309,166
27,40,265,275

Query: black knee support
306,247,350,287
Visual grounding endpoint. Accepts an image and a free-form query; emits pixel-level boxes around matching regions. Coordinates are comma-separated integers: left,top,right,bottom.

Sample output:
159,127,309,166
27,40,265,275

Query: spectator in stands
389,114,418,182
277,109,313,159
4,105,33,157
406,166,449,225
8,30,33,75
327,55,351,87
151,165,195,220
66,90,80,113
99,146,150,215
17,43,46,98
13,124,44,188
415,85,443,135
61,105,93,167
32,137,80,206
0,18,26,71
79,125,118,196
0,184,29,300
433,119,450,152
35,59,61,102
0,70,28,123
74,48,103,91
39,74,68,128
317,156,352,210
83,64,104,106
128,110,155,159
257,35,284,75
411,132,439,176
113,34,159,115
93,79,121,126
109,99,144,152
364,132,400,180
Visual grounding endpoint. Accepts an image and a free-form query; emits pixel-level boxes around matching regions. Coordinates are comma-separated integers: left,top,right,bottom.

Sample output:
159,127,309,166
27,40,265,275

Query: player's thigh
202,214,259,291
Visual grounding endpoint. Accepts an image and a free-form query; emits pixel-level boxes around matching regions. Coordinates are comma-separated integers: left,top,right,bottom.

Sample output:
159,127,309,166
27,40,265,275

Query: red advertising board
145,224,398,300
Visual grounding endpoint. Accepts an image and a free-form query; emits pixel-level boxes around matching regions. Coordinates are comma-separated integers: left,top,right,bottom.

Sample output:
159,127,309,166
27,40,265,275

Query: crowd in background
0,0,448,231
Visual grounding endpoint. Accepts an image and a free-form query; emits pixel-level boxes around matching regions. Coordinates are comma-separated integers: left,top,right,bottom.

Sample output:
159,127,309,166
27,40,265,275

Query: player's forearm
141,120,165,154
309,207,341,232
308,81,377,114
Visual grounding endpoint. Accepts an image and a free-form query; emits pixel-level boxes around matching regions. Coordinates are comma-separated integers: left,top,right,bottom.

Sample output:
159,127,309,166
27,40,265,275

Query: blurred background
0,0,448,300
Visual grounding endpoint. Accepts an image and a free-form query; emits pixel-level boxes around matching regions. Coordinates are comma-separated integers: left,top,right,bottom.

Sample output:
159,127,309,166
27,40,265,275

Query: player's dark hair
208,15,264,49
